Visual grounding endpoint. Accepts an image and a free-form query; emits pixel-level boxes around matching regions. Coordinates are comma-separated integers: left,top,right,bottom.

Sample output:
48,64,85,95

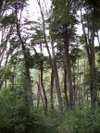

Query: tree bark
50,69,54,110
15,7,33,109
39,43,48,113
51,42,63,111
63,60,69,108
36,81,45,110
81,9,97,107
63,24,74,109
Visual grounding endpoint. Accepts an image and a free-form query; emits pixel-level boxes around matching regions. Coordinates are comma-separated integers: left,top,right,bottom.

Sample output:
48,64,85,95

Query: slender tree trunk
77,58,80,106
39,43,48,113
40,63,48,113
37,85,41,109
36,81,45,110
81,9,97,107
72,64,76,107
63,61,69,108
89,45,97,107
50,69,54,110
83,56,86,102
36,0,63,112
63,24,74,109
90,7,97,107
51,42,63,111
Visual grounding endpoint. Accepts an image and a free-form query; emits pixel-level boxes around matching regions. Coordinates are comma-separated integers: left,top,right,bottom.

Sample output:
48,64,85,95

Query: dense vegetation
0,0,100,132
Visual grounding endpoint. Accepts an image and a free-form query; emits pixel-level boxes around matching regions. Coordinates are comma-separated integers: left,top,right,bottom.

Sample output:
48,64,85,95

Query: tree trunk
40,64,48,113
89,45,97,107
50,69,54,110
63,59,69,108
51,42,63,111
72,64,76,107
81,9,97,107
36,81,45,110
37,0,63,112
15,8,33,109
39,43,48,113
63,24,74,109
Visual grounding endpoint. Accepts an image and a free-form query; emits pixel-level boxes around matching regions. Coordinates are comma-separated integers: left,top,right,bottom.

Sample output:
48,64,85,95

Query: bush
0,87,100,133
57,108,100,133
0,87,57,133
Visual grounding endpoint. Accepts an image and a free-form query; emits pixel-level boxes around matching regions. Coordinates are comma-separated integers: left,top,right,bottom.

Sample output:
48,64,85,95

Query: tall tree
36,0,63,111
50,0,77,109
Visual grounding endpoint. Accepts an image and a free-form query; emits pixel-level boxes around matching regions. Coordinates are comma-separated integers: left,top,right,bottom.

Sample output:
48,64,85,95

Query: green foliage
0,86,27,132
57,108,100,133
0,89,100,133
0,14,16,27
0,86,57,133
32,53,49,69
0,0,100,132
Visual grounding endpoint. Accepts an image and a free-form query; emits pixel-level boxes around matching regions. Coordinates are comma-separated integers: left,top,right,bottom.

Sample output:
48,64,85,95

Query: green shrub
57,108,100,133
0,87,100,133
0,87,57,133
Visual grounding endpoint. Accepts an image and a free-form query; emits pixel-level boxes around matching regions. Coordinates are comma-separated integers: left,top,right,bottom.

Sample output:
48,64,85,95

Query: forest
0,0,100,132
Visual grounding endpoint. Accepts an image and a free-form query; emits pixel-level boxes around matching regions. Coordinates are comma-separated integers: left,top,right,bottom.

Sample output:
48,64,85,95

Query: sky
24,0,51,21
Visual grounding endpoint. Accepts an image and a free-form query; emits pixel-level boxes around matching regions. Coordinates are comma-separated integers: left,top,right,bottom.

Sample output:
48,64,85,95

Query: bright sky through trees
22,0,52,55
24,0,51,21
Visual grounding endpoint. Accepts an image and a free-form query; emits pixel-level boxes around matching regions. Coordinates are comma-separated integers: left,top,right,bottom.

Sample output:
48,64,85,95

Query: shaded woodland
0,0,100,132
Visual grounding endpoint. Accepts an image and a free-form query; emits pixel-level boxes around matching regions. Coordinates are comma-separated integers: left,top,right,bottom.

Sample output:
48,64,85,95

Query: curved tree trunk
15,6,33,110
